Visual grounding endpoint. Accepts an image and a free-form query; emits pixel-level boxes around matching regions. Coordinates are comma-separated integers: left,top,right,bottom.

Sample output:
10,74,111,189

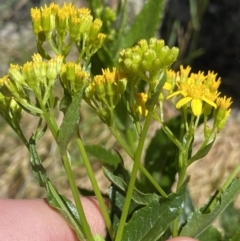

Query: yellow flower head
214,96,233,131
167,66,220,116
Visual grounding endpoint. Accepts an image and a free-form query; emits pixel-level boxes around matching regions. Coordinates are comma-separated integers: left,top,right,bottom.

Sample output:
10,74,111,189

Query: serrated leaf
188,132,216,164
57,90,83,152
103,166,159,205
109,184,142,234
180,178,240,238
121,187,186,241
85,144,121,168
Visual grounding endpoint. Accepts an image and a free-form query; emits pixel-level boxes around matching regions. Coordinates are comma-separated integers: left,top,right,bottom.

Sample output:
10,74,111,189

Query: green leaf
188,132,216,164
29,135,48,187
46,182,85,241
220,202,240,240
103,166,159,206
57,90,83,152
121,187,186,241
180,178,240,238
229,230,240,241
109,184,142,234
197,226,223,241
111,0,164,57
85,144,121,168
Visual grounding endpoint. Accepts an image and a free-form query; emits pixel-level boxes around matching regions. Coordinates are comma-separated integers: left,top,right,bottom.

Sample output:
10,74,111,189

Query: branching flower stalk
0,2,236,241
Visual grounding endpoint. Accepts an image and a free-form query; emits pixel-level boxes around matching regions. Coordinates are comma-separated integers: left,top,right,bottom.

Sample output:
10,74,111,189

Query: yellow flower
167,68,219,116
136,92,148,117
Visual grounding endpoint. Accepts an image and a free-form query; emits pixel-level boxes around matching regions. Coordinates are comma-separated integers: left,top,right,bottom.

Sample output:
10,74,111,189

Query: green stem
35,94,58,140
62,152,95,241
109,127,167,197
36,94,94,240
76,137,113,239
203,162,240,214
114,112,153,241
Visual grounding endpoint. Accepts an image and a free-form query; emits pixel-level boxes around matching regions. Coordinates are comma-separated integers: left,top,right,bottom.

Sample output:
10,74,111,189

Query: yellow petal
167,90,183,100
163,82,172,91
191,98,202,116
202,96,217,109
176,96,192,109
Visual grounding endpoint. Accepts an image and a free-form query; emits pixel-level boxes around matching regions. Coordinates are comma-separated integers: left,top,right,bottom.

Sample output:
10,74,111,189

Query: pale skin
0,198,197,241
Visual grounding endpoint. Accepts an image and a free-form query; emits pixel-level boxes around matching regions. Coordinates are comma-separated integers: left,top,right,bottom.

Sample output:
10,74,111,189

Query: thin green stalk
62,152,95,241
36,94,94,240
76,137,113,239
114,112,153,241
35,94,58,140
203,162,240,214
109,126,167,197
173,112,194,237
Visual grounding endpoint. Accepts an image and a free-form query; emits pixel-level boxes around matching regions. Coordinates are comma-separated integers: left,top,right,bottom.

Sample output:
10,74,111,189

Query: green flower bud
138,39,148,52
0,75,16,97
85,84,95,99
31,8,41,35
162,54,175,67
150,38,164,54
170,47,179,61
8,64,25,84
123,59,133,71
122,49,132,59
66,62,77,82
41,7,52,34
46,56,63,84
159,46,169,60
68,15,79,39
131,63,139,74
94,75,106,98
79,15,93,35
75,71,88,91
9,98,22,122
104,7,116,22
56,10,68,34
132,45,143,56
132,53,141,65
117,78,127,95
141,49,156,70
22,62,37,88
141,60,152,72
150,58,162,71
89,19,102,40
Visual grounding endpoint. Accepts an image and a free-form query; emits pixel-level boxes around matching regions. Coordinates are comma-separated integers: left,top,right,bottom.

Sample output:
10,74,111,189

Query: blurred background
0,0,239,215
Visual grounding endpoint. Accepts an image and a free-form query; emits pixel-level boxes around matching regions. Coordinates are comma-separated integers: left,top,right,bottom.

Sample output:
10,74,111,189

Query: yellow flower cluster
30,3,106,55
60,62,89,95
84,68,127,124
0,53,64,116
166,66,232,131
